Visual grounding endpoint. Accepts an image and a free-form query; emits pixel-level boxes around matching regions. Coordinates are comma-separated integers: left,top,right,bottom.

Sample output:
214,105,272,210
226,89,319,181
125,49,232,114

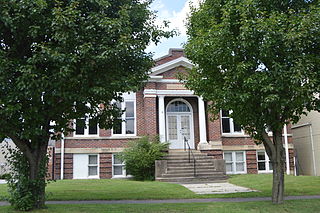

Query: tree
0,0,171,210
185,0,320,204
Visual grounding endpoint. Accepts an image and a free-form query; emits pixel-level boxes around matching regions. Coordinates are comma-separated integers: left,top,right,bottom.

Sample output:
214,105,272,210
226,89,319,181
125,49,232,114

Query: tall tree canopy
185,0,320,204
0,0,171,210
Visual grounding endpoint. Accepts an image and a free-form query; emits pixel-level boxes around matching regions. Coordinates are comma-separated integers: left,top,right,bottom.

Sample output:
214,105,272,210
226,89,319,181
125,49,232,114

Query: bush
0,173,10,179
4,147,48,211
120,136,169,181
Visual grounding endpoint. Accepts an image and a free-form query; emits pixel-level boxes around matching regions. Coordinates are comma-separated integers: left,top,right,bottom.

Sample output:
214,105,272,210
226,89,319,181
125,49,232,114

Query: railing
184,136,196,177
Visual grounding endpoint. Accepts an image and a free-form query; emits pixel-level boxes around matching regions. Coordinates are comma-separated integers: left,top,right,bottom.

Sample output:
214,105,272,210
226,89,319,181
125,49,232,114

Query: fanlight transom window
167,101,191,112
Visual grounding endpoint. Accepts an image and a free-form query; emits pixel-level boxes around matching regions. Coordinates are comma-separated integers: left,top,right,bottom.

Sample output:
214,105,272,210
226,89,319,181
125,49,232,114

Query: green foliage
0,0,172,209
0,173,10,180
4,147,48,211
185,0,320,138
120,136,169,181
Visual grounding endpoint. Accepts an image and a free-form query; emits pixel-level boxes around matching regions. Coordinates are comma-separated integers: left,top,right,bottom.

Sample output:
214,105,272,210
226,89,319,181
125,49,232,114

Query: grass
0,174,319,201
1,200,320,213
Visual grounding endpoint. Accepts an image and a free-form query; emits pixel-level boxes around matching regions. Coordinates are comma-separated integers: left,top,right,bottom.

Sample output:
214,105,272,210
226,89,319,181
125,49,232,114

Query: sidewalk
1,195,320,206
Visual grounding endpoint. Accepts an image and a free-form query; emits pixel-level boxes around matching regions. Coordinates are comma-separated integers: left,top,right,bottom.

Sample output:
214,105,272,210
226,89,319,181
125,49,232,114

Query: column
198,96,207,144
158,95,166,142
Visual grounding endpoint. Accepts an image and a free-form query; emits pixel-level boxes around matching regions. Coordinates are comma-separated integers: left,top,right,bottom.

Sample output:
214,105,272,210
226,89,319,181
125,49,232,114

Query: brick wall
246,150,258,174
100,153,112,179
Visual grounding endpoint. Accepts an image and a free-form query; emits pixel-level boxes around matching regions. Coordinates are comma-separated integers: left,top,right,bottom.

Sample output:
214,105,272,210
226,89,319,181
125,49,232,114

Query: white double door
166,113,194,149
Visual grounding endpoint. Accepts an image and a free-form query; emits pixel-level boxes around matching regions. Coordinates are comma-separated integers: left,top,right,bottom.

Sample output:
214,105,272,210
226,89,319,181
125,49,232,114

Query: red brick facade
53,49,295,179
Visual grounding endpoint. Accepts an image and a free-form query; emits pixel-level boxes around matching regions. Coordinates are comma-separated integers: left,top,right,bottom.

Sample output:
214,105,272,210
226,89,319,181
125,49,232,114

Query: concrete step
167,168,217,173
156,176,228,183
167,166,216,171
164,156,213,160
163,171,224,177
167,162,215,167
167,159,216,164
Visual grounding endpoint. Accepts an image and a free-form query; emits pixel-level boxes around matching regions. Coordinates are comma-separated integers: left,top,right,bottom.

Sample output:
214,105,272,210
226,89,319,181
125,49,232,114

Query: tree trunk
25,140,49,209
28,152,47,209
271,130,285,204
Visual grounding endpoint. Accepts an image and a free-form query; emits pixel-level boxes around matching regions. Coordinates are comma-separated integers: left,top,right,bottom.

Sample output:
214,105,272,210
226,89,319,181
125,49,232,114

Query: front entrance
166,99,194,149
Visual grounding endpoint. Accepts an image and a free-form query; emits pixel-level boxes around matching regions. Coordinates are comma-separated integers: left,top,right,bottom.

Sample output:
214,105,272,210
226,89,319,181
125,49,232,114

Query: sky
146,0,200,59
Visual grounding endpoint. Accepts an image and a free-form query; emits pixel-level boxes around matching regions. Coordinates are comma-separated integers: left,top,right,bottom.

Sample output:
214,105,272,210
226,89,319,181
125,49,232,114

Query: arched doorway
166,99,194,149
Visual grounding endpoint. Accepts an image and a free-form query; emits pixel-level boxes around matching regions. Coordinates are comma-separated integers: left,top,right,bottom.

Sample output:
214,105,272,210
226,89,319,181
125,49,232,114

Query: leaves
185,0,320,138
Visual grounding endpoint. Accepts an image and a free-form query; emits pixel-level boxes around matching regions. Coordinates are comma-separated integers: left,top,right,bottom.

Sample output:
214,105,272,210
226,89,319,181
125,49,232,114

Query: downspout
284,124,290,175
60,133,65,180
292,123,317,176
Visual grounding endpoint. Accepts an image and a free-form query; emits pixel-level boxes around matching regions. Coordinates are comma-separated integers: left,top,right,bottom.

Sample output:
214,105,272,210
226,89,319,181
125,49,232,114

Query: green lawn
0,174,319,201
1,200,320,213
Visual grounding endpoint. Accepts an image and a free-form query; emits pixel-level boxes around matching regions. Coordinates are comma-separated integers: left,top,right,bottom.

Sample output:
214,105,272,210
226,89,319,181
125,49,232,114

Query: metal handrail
184,136,196,177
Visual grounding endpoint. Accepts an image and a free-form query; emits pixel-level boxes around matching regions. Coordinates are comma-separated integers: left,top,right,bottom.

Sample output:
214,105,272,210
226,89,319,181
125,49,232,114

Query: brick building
53,49,295,180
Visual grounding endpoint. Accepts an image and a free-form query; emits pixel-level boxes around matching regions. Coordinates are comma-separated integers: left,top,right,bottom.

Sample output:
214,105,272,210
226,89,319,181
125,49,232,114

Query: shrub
4,147,48,211
120,136,169,181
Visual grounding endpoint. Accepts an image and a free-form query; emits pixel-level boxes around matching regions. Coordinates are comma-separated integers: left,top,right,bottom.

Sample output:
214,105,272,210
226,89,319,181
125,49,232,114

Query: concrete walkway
1,195,320,206
181,182,258,194
0,180,6,184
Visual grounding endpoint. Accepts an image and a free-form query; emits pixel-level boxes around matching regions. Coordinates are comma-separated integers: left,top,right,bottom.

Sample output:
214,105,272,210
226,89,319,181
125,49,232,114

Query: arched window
167,101,191,112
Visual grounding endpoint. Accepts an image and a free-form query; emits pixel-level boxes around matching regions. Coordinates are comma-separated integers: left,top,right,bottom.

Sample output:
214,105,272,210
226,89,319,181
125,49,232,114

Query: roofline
154,48,185,62
150,56,193,76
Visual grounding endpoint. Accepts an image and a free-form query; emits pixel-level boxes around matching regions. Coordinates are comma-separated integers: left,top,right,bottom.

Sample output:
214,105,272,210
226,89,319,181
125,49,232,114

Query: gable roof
150,56,193,76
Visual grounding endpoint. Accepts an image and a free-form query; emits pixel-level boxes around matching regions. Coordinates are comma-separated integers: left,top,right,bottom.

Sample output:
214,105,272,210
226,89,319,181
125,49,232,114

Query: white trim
150,57,193,76
88,154,100,179
223,151,247,174
112,154,126,178
148,79,182,83
257,151,273,174
198,97,207,144
112,93,137,137
158,95,166,142
166,98,195,149
220,110,244,135
144,89,195,97
73,117,99,137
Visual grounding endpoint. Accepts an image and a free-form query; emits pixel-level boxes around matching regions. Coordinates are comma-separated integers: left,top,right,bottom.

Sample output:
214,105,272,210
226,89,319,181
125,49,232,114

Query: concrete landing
181,182,258,194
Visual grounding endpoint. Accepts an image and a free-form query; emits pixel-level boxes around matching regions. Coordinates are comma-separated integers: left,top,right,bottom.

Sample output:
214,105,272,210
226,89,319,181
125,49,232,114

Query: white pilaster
158,95,166,142
198,97,207,144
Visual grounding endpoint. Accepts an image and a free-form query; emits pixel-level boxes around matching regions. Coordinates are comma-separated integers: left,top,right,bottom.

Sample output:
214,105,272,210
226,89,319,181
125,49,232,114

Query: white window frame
223,151,247,174
257,151,273,173
74,116,99,137
112,154,127,178
112,92,136,136
88,154,100,179
221,110,244,135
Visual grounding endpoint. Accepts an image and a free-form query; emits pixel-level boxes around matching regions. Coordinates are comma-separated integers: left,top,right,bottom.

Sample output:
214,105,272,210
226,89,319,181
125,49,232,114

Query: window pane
269,161,273,170
89,155,97,165
222,110,229,117
168,116,178,140
89,166,98,176
258,162,266,170
226,163,233,172
126,118,134,134
167,101,190,112
75,118,85,135
114,166,123,176
236,162,244,172
114,155,123,165
258,152,265,161
224,153,232,162
89,119,98,135
181,116,190,140
222,118,230,133
113,119,122,134
236,152,244,161
125,102,134,117
233,122,242,132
